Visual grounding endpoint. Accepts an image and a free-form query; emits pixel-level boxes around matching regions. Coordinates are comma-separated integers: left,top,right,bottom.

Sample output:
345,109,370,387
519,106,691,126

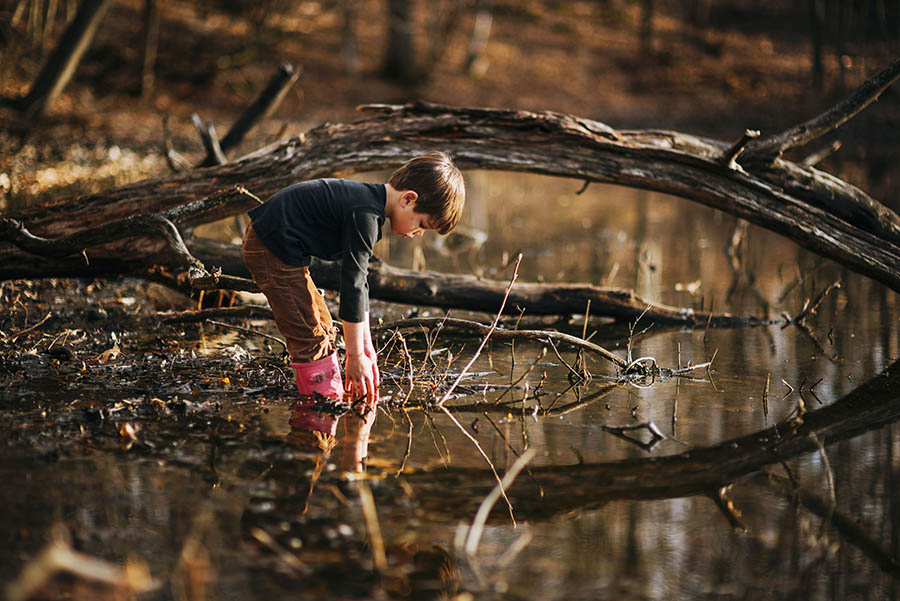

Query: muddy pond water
2,171,899,600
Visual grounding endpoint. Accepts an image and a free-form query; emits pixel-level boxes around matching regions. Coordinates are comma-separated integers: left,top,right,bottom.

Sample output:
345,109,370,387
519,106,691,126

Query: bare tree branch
745,52,900,161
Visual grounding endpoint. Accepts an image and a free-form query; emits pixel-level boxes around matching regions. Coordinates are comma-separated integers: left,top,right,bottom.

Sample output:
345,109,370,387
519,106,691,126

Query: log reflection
401,360,900,523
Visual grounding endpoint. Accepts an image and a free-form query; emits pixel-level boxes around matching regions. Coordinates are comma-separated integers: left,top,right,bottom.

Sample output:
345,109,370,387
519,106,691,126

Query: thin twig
810,432,837,534
357,481,387,572
488,347,547,407
791,279,841,326
3,310,51,342
710,485,748,533
721,129,760,170
395,410,415,476
439,403,517,524
703,297,714,343
422,409,451,464
546,338,584,383
746,54,900,160
802,140,842,167
600,420,668,452
436,253,523,408
478,411,543,495
249,528,307,573
462,448,536,556
5,536,158,601
396,331,416,406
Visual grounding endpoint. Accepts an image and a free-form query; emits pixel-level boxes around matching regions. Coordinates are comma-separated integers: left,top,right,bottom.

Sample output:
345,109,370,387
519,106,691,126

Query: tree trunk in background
640,0,654,56
465,0,493,78
873,0,888,40
14,0,112,120
42,0,59,51
214,63,300,160
340,0,360,76
139,0,159,99
382,0,417,83
686,0,711,27
425,0,466,72
837,0,850,92
809,0,825,90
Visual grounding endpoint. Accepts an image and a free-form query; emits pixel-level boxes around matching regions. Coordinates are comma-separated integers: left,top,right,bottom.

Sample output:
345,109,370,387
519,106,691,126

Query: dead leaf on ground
95,343,121,363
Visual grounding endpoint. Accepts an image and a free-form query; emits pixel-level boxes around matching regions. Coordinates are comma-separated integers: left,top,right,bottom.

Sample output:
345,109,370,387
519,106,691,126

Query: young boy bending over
241,152,465,440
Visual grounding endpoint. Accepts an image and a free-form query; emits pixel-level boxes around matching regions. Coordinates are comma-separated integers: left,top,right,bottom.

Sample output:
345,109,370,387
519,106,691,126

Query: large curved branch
4,77,900,294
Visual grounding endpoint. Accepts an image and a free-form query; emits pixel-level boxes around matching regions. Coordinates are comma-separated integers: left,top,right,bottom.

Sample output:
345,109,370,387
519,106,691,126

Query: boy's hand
345,351,377,406
343,315,379,406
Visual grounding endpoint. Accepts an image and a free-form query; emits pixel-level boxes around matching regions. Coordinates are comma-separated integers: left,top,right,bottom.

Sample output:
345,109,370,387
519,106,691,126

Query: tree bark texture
2,65,900,296
139,0,159,99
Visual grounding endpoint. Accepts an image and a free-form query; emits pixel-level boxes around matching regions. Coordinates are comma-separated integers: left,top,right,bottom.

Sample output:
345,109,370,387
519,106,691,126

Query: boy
241,152,465,437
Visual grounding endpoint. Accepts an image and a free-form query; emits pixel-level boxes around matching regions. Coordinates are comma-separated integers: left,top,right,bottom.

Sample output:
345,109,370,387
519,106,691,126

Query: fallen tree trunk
2,55,899,302
186,236,768,325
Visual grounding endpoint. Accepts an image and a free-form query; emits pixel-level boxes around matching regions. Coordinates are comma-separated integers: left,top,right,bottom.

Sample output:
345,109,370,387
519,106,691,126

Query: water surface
2,171,899,600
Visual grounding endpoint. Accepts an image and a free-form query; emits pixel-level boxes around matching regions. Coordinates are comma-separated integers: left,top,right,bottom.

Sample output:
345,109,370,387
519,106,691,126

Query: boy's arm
362,311,380,390
340,212,380,405
342,315,378,406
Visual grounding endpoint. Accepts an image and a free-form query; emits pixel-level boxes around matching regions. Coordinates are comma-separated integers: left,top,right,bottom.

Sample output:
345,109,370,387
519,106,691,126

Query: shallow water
2,171,899,600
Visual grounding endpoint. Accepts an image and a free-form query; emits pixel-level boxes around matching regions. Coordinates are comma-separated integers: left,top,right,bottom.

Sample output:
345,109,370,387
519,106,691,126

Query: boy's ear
402,190,418,206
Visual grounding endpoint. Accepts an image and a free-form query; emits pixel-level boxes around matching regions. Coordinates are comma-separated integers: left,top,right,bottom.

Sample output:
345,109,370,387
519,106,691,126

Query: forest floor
1,0,899,208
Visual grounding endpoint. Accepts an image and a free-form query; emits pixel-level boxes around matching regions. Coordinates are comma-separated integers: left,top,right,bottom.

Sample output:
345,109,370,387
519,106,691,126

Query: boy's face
391,193,433,239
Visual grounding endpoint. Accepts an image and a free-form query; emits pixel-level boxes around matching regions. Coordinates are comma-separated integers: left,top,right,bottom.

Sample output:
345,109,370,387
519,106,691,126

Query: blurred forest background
1,0,899,209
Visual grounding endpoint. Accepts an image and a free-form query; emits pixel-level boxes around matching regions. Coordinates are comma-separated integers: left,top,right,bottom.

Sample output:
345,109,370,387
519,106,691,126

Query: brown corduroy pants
240,224,336,363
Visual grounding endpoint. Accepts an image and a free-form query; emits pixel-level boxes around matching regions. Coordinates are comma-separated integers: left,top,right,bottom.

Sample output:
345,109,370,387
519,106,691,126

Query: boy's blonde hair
388,152,465,235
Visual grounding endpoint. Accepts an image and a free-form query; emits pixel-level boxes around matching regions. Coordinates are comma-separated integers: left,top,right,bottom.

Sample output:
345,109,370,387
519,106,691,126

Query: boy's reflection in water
286,396,375,476
279,395,375,519
242,400,459,598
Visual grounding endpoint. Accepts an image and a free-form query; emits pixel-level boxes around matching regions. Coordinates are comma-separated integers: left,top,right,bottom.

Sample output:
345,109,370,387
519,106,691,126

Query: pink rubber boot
289,353,343,436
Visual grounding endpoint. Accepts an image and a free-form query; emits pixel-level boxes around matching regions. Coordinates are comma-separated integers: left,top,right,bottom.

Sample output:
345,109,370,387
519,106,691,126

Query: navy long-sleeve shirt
248,179,386,322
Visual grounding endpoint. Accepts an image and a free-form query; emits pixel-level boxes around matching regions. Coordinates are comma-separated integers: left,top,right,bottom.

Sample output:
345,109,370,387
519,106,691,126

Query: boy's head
388,152,465,235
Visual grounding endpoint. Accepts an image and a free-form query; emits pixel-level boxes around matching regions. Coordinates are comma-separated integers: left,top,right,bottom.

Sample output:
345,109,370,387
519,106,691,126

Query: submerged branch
375,316,627,369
